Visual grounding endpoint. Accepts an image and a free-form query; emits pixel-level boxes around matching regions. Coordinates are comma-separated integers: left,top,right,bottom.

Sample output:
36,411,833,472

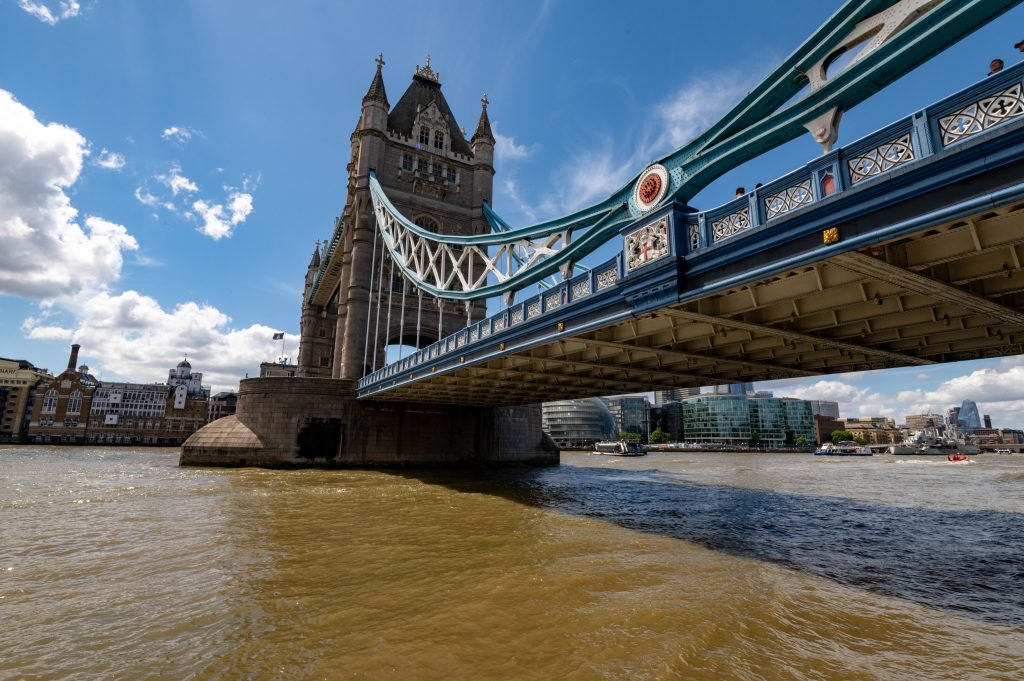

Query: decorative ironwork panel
712,207,750,242
625,218,670,272
572,279,591,299
764,179,813,219
597,267,618,290
469,328,478,342
493,316,507,331
545,291,563,310
511,308,524,325
689,223,699,252
847,134,915,184
527,301,541,318
480,325,491,338
939,82,1024,146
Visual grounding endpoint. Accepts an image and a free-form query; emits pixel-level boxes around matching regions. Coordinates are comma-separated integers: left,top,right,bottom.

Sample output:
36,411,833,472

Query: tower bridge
182,0,1024,467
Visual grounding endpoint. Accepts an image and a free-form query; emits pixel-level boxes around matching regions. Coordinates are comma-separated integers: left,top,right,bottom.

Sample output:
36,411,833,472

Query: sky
3,0,1024,426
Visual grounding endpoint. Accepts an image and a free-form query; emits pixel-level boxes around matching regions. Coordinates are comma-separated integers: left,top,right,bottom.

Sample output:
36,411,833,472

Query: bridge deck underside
369,201,1024,405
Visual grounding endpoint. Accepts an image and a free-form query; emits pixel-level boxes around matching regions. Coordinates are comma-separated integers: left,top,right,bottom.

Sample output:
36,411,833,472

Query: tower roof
387,58,472,156
362,54,389,108
472,94,495,145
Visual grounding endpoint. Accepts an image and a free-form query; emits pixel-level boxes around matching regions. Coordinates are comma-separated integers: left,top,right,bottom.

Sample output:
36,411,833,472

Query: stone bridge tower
184,56,555,469
299,55,495,379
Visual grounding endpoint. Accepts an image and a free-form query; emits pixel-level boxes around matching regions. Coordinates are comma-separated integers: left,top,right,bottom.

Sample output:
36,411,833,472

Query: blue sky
3,0,1024,426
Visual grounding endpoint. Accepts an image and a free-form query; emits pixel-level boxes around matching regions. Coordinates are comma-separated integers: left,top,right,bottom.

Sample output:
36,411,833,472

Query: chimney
67,344,80,371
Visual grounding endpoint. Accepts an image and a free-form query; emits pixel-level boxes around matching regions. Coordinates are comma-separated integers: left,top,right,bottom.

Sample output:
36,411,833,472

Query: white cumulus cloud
193,192,253,240
17,0,80,25
23,289,296,392
93,148,126,171
0,88,138,299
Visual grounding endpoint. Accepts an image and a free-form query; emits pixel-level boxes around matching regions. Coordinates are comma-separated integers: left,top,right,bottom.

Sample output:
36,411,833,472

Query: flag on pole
272,332,285,340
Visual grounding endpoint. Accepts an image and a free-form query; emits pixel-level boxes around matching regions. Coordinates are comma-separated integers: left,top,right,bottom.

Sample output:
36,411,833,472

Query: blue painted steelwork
342,0,1022,305
357,62,1024,397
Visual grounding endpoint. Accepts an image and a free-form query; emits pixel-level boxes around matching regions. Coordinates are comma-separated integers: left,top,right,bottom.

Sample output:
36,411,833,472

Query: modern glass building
957,399,982,430
749,397,787,447
782,398,815,445
605,396,650,438
541,398,615,449
681,395,751,446
681,394,816,448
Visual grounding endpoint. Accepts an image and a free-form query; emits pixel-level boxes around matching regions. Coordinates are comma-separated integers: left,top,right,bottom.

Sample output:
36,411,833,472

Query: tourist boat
592,440,646,456
814,441,872,456
995,448,1013,455
947,453,970,462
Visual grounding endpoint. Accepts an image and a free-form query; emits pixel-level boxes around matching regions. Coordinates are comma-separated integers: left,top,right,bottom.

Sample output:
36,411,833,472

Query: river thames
1,446,1022,679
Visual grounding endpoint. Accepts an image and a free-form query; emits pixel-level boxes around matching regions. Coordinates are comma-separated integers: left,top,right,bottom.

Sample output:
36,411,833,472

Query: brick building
0,357,53,442
27,345,209,446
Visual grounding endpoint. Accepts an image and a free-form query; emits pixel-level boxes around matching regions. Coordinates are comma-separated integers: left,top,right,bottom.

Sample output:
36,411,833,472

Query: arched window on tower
67,390,82,415
42,389,58,414
433,130,444,150
414,216,440,232
419,126,430,145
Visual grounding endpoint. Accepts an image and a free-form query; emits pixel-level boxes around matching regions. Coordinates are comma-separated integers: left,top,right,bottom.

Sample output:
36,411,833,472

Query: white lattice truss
370,176,602,300
376,205,566,292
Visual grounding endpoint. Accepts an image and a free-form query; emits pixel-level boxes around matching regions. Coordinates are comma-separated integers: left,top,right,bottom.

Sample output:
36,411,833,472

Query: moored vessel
814,441,872,456
592,440,647,456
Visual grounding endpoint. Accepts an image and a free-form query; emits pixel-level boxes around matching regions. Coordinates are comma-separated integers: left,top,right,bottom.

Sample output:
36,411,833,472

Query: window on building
416,158,427,173
431,163,442,177
319,356,330,367
446,167,456,183
419,126,429,145
433,130,444,150
42,389,57,414
402,154,413,171
67,390,82,414
318,326,326,338
414,216,439,232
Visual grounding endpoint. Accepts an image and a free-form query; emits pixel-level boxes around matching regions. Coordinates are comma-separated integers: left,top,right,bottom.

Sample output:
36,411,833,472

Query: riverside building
681,394,816,448
541,398,615,449
27,345,210,446
605,396,650,439
0,357,53,443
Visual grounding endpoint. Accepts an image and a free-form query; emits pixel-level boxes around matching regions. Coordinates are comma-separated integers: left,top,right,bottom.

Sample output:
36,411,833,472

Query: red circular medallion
638,173,662,204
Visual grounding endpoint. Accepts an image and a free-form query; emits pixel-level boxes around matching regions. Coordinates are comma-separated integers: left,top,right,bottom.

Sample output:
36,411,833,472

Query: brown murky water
1,446,1023,679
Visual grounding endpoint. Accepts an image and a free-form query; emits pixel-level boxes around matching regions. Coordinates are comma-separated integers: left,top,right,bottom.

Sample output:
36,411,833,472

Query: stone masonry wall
180,377,558,468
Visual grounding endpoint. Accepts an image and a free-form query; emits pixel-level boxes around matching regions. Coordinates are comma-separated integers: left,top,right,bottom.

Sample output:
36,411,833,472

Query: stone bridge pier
180,377,558,468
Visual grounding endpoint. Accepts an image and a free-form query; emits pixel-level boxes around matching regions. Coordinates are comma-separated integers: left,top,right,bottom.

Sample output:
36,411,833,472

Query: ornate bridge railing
357,62,1024,395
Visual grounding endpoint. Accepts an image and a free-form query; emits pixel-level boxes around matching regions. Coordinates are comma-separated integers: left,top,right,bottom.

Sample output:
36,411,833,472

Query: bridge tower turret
471,94,496,211
329,55,492,379
297,241,336,377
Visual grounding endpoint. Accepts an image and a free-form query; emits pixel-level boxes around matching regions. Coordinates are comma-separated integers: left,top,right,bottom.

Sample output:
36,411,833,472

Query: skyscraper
957,400,982,430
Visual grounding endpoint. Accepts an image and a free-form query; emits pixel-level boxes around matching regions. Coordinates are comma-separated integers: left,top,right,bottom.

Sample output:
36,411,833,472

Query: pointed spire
309,240,321,268
471,93,494,144
362,53,388,108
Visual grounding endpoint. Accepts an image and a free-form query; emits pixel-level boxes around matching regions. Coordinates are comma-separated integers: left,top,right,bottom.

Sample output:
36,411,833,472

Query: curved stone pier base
181,377,558,468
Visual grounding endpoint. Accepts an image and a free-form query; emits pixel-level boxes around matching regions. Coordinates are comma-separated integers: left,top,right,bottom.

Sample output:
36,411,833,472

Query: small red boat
947,454,970,462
